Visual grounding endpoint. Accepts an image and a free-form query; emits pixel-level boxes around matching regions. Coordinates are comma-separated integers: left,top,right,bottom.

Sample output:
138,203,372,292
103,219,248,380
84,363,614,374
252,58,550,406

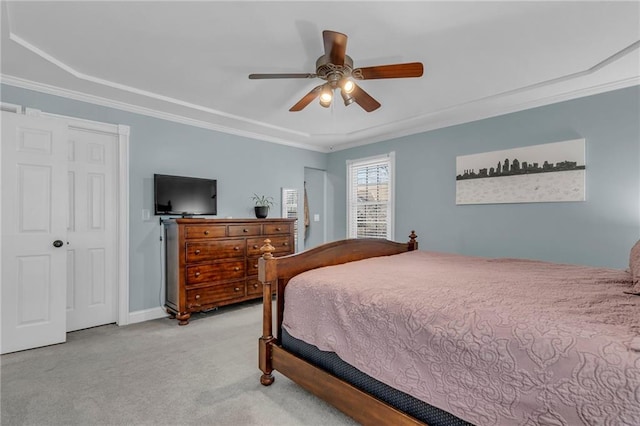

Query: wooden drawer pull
253,264,258,269
195,294,200,300
283,242,288,246
234,287,241,292
204,230,210,235
234,267,240,271
194,271,201,277
195,249,201,255
253,283,259,289
234,246,240,251
276,227,282,231
243,228,249,233
253,244,259,249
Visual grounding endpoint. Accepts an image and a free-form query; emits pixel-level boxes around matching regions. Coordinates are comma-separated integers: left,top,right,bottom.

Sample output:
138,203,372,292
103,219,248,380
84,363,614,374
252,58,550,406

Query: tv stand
163,218,296,325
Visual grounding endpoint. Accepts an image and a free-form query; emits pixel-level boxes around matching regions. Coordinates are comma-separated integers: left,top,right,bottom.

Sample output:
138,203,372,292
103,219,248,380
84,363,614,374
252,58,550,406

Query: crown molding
332,75,640,152
0,74,329,153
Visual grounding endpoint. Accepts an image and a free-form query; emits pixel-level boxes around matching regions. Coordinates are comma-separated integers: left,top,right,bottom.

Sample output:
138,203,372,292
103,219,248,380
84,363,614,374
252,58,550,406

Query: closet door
65,127,118,331
1,111,68,354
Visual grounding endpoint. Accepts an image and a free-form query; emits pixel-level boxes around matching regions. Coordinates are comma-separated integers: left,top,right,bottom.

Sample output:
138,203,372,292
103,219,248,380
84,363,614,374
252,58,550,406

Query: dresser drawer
263,223,293,235
247,236,293,256
246,257,260,276
184,225,226,239
186,261,245,285
186,282,245,308
247,278,276,297
247,278,262,296
186,239,245,262
228,224,262,237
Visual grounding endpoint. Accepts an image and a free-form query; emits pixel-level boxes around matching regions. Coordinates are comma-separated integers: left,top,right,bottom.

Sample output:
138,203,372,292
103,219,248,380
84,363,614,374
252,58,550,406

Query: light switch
313,214,320,222
142,209,150,220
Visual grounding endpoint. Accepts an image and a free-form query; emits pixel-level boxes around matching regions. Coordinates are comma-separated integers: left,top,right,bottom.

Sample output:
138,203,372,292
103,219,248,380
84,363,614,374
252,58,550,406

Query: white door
1,111,68,354
66,127,118,331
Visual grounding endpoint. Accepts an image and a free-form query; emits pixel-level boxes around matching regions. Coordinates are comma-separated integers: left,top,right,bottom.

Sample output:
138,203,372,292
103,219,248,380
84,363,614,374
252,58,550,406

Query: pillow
625,239,640,295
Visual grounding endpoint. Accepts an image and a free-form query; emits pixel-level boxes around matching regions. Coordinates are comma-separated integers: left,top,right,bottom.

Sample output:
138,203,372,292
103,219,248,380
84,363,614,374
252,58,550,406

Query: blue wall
326,86,640,269
1,84,326,312
2,84,637,315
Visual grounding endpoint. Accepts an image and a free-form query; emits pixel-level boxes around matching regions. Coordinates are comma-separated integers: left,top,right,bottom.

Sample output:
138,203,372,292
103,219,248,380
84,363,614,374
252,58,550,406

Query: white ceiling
1,1,639,152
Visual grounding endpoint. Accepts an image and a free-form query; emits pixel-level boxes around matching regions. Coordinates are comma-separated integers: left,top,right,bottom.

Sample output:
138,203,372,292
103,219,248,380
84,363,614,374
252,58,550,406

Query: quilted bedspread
282,250,640,426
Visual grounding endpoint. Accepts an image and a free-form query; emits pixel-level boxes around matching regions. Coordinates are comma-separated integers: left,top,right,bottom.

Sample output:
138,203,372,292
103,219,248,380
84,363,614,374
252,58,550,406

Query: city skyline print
456,139,586,205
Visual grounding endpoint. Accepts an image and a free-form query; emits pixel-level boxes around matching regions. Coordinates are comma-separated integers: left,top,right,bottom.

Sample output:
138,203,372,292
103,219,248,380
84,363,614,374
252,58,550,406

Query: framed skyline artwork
456,139,586,205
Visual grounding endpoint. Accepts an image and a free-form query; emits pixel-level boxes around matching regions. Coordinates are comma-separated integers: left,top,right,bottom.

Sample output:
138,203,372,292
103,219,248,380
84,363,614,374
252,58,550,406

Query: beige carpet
0,302,357,426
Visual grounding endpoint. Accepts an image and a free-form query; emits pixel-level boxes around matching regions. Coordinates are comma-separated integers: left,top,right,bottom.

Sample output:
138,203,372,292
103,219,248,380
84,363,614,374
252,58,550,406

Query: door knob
53,240,64,248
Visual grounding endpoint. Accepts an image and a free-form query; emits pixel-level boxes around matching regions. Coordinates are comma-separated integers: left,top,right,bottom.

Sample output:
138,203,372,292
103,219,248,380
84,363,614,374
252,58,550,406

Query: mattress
281,327,471,426
282,250,639,425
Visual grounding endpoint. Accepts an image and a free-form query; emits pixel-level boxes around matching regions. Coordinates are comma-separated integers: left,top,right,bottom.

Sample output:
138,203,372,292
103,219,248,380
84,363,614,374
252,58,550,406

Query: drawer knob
283,242,288,246
243,228,248,233
276,227,282,231
253,283,259,288
195,294,200,300
234,267,240,271
195,249,201,255
195,271,201,277
253,244,259,249
204,230,210,235
253,264,258,269
234,246,240,251
234,287,240,292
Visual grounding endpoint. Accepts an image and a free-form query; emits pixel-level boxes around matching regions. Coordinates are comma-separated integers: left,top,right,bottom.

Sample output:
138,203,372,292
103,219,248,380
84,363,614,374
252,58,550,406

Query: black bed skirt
280,328,472,426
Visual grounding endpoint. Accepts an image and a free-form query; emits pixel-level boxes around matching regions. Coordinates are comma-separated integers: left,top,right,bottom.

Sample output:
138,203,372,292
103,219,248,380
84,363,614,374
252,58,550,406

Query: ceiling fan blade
323,30,347,66
353,62,424,80
351,84,381,112
249,73,316,79
289,85,323,112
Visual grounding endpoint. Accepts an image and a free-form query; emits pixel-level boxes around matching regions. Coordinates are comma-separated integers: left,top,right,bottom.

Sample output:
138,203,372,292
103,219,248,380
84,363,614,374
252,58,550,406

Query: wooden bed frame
258,232,423,426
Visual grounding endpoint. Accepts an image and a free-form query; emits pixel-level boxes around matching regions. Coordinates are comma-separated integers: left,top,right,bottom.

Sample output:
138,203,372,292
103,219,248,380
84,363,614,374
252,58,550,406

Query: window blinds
347,153,394,239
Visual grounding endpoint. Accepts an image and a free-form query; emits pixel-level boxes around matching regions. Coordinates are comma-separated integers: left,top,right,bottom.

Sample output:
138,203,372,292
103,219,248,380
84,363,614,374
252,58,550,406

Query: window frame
346,151,395,240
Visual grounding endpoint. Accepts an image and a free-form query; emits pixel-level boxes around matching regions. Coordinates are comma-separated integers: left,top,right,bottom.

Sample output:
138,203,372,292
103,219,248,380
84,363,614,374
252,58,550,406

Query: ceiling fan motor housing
316,54,354,87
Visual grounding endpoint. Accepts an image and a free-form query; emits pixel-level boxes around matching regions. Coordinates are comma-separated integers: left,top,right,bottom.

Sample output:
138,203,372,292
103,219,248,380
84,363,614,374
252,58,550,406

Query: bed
257,233,640,426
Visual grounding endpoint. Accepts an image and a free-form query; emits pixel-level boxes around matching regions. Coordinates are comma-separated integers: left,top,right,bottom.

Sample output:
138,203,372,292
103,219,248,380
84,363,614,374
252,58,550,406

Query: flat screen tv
154,174,217,216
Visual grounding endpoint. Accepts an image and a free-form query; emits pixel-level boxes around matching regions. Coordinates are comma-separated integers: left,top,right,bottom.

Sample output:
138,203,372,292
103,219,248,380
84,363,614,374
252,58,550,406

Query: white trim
0,102,22,113
127,306,168,325
7,32,308,137
40,111,131,326
117,124,130,326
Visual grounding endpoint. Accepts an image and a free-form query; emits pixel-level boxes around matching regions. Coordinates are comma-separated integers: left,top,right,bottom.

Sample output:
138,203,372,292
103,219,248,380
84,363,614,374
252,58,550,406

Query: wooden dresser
163,218,296,325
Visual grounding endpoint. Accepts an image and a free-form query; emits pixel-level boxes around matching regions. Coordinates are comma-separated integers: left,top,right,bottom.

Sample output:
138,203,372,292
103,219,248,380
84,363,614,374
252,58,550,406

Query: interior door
65,127,117,331
1,111,68,354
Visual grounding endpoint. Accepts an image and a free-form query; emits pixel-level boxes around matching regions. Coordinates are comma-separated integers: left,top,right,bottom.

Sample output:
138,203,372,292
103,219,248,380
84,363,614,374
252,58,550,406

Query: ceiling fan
248,30,424,112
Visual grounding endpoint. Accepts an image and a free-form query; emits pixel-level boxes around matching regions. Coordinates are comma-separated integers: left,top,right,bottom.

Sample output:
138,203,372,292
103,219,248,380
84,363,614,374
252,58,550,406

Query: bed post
258,239,276,386
408,230,418,251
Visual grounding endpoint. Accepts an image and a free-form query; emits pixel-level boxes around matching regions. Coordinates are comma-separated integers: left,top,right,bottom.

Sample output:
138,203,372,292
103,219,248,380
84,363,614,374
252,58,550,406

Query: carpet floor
0,301,358,426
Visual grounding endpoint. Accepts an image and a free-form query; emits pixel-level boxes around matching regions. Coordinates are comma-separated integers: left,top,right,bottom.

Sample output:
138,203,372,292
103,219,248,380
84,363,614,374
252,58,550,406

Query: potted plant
252,193,274,218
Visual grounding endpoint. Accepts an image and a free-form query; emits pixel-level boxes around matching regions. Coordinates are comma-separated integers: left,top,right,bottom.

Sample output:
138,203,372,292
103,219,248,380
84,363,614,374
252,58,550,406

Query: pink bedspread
282,250,640,426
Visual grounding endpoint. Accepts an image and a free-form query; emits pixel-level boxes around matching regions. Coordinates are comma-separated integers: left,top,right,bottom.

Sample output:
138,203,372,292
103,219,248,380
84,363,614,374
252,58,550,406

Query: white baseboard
126,306,168,325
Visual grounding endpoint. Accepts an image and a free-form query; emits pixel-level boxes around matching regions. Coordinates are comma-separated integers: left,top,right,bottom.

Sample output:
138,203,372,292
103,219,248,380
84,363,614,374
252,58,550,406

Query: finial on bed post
408,230,418,251
261,239,275,259
259,238,276,386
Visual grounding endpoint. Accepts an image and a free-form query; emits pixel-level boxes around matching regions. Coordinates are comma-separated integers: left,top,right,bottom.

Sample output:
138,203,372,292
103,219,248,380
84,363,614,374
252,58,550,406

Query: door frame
21,108,130,326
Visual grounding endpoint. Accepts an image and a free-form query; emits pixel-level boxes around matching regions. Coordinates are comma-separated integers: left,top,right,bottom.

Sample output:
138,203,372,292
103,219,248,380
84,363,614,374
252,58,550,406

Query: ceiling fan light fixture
341,88,355,106
319,85,333,108
341,78,355,94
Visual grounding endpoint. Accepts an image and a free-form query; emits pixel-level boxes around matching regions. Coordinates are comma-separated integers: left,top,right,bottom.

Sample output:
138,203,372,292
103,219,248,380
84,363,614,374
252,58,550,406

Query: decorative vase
254,206,269,219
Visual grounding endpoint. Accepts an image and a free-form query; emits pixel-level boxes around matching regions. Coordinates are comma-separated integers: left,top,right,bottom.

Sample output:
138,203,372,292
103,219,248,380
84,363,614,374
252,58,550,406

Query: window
347,152,395,239
281,188,299,250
